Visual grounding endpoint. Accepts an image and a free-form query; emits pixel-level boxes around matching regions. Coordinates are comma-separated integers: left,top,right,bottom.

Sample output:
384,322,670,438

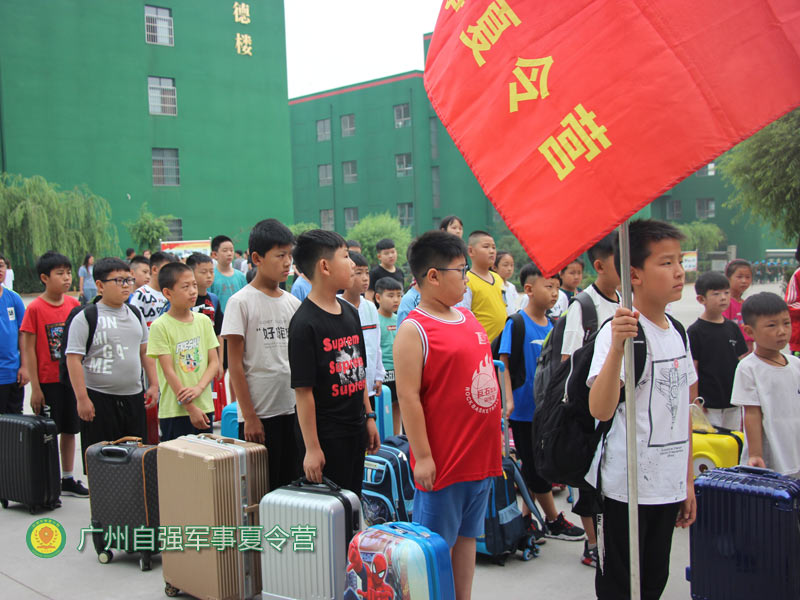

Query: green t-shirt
378,312,398,371
147,312,220,419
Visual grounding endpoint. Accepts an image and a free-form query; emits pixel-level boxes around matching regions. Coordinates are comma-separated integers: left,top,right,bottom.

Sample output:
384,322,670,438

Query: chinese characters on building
234,2,252,56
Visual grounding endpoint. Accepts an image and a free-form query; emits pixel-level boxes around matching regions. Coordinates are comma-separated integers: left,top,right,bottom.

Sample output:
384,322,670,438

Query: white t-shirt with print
585,313,697,504
221,285,301,420
560,284,620,357
731,353,800,476
338,295,385,397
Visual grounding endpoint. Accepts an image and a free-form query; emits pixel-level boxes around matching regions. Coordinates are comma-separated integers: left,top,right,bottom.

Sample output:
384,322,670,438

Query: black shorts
222,339,228,371
79,388,146,467
160,413,214,442
0,382,25,414
40,382,80,434
239,413,299,491
573,486,602,517
509,419,551,494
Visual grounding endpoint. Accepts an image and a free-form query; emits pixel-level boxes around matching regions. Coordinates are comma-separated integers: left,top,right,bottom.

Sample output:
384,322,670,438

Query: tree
125,202,176,252
346,213,412,267
0,173,119,292
677,221,726,255
718,107,800,242
289,221,319,237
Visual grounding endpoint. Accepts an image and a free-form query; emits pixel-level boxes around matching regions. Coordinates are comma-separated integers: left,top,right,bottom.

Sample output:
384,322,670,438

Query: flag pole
618,220,641,599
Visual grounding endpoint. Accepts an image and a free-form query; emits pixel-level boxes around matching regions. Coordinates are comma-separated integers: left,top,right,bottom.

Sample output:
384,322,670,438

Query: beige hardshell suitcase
158,434,268,599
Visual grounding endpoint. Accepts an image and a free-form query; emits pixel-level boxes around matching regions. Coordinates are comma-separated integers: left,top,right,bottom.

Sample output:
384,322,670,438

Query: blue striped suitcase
688,466,800,599
346,522,455,600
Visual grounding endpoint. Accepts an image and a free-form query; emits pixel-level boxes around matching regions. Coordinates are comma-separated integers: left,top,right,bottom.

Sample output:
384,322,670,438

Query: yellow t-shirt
146,312,219,419
466,271,507,341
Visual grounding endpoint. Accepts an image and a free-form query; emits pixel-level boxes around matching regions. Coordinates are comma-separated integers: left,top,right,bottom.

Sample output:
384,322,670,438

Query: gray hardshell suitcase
259,477,361,600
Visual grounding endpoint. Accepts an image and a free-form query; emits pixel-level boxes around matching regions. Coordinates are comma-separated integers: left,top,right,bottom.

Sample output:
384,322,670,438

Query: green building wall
0,0,293,251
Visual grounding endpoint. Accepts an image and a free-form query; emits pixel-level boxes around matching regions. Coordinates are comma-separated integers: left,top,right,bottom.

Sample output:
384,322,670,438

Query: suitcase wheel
139,554,152,572
97,550,113,564
520,547,534,561
165,583,179,597
0,499,7,509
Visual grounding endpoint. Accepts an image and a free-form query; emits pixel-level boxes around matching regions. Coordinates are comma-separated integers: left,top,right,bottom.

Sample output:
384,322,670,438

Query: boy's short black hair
375,276,402,295
211,235,233,253
346,239,361,249
94,257,131,283
587,232,616,264
613,219,685,274
467,230,492,246
36,251,72,277
129,255,150,269
349,251,368,268
293,229,347,280
439,215,463,231
149,251,176,269
125,247,135,257
519,262,542,287
725,258,752,278
694,271,730,296
741,292,789,326
185,252,213,269
560,258,584,273
408,231,468,284
235,249,243,257
376,238,395,252
158,261,193,291
249,219,294,257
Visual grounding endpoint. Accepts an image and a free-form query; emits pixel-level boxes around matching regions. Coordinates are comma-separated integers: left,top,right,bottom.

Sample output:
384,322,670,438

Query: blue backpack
361,435,415,526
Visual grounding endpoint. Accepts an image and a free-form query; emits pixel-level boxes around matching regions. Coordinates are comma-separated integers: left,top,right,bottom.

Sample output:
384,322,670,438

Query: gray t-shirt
65,303,149,395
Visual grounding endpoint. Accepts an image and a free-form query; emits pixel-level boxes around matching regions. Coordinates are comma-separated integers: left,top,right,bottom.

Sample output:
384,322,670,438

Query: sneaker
523,514,546,545
581,540,598,567
545,512,586,541
61,477,89,497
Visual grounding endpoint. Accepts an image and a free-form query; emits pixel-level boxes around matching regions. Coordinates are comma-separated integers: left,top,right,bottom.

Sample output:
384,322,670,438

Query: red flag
425,0,800,275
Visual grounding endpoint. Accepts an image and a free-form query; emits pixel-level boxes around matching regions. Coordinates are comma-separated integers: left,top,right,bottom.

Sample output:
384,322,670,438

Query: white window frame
320,209,335,231
152,148,180,186
144,5,174,46
341,114,355,137
394,103,411,128
316,118,331,142
397,203,414,227
342,161,358,184
395,153,413,178
697,162,716,177
344,207,359,230
318,164,332,187
148,76,177,115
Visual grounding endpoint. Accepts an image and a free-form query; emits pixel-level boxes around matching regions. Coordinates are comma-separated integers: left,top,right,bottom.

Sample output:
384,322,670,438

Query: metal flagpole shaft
618,221,641,599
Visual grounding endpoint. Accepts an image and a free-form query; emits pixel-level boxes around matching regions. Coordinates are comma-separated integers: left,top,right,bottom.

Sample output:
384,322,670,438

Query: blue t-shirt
498,311,553,422
290,275,311,302
79,265,97,300
397,286,421,326
209,267,247,313
0,288,26,384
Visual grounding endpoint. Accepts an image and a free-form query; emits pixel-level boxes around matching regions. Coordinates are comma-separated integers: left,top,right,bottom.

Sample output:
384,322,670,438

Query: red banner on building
425,0,800,275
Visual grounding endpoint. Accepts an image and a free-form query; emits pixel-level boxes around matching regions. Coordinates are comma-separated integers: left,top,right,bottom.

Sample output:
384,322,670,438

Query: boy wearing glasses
394,231,502,600
65,258,157,458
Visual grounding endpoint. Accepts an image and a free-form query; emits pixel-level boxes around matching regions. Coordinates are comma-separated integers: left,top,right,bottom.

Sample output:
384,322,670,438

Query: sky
283,1,443,98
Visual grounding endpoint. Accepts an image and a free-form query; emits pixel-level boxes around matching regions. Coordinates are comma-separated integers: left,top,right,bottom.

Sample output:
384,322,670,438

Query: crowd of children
2,217,800,600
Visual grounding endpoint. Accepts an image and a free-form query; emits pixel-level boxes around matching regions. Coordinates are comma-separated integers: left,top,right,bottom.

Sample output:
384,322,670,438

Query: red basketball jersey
404,307,502,491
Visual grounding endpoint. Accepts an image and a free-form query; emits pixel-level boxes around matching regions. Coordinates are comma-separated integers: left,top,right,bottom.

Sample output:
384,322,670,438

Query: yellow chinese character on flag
538,104,612,181
509,56,553,112
446,0,465,11
233,2,251,24
459,0,521,67
236,33,253,56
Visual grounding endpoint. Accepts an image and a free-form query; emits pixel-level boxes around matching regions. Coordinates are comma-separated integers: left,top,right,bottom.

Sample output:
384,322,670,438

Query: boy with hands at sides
288,230,380,495
146,262,219,441
586,220,697,600
222,219,301,490
462,230,506,342
394,231,502,600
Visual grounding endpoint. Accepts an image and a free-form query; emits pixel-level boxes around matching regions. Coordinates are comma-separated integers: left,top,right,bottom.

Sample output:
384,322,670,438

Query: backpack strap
574,291,598,343
665,313,688,349
82,304,99,357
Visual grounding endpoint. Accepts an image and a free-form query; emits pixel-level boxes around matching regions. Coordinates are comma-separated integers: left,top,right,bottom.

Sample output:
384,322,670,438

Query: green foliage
289,221,320,237
346,213,412,268
0,174,120,292
676,221,726,255
718,107,800,242
125,203,176,252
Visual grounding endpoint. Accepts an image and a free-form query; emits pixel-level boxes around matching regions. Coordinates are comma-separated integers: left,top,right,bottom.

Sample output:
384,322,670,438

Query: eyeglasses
431,265,470,278
102,277,136,286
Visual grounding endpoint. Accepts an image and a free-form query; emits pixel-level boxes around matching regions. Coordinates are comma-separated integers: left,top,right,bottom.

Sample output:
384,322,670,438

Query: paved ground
1,283,782,599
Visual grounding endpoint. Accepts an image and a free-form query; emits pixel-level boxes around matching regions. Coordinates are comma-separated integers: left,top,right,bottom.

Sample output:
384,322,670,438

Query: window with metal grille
666,196,682,220
148,76,177,115
145,6,174,46
341,114,355,137
696,162,716,177
152,148,180,186
431,166,440,210
164,218,182,241
696,197,715,219
395,153,413,177
398,203,414,227
430,117,439,160
316,119,331,141
343,161,358,184
394,104,411,128
318,164,332,187
345,207,359,230
320,209,335,231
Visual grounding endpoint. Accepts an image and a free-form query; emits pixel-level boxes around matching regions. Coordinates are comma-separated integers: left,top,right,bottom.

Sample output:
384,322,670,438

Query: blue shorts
412,478,491,547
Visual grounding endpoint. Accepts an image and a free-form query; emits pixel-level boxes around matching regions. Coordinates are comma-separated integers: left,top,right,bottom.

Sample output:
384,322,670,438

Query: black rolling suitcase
85,437,159,571
0,414,61,513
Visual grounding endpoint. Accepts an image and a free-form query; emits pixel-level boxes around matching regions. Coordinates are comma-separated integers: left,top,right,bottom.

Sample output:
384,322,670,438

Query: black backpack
490,312,527,391
532,291,598,403
531,313,686,489
58,298,142,388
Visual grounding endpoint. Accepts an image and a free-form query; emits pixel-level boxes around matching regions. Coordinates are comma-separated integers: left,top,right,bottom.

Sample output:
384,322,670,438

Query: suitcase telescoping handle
493,360,510,458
